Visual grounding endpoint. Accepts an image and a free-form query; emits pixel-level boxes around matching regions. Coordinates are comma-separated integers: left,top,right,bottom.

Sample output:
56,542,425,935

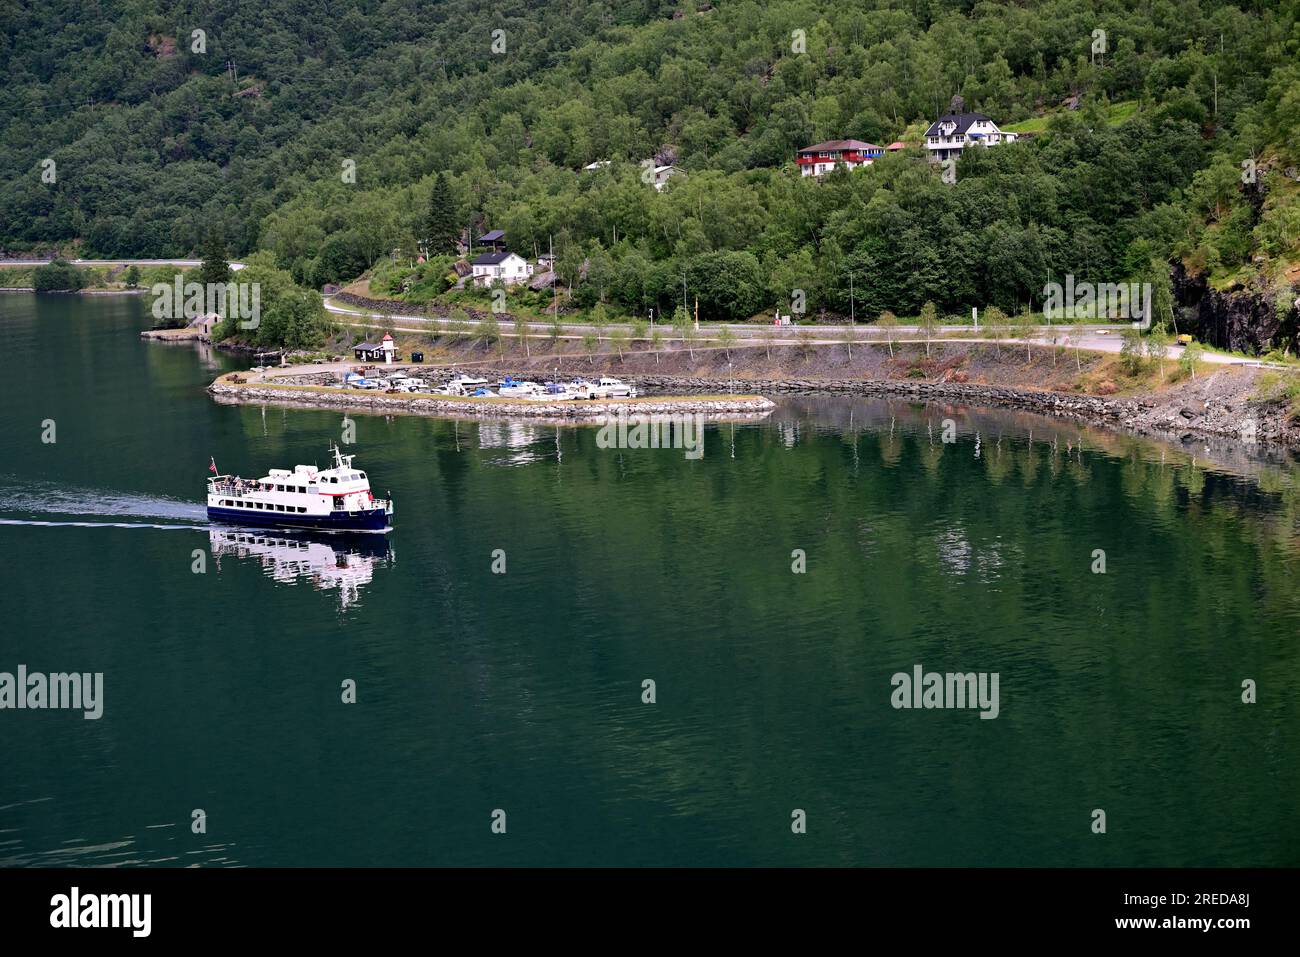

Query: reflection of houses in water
208,528,392,609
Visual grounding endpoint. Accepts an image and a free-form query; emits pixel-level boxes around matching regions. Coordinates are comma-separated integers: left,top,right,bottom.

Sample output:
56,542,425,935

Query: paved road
0,258,246,271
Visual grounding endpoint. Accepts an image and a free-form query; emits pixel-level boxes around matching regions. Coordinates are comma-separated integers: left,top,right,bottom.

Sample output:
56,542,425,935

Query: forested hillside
2,0,1298,323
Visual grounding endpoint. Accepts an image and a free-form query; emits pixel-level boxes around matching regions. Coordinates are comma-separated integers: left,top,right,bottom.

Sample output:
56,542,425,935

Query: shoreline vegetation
0,260,174,294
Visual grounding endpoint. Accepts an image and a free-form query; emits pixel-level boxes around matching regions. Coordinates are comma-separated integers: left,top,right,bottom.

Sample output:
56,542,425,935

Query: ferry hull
206,506,391,532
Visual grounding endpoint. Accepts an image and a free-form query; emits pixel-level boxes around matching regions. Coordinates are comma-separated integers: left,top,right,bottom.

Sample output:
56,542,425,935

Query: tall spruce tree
425,173,459,254
198,228,231,286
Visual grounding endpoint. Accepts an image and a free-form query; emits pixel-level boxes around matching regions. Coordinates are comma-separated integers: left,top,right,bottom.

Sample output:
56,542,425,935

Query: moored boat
436,375,493,396
497,377,544,398
595,376,638,398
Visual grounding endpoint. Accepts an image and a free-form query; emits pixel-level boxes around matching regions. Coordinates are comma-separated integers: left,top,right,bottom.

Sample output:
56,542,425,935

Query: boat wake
0,477,207,525
0,519,209,531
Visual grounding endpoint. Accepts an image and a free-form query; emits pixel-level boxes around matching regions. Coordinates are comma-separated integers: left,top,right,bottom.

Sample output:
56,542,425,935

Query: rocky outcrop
1171,260,1297,355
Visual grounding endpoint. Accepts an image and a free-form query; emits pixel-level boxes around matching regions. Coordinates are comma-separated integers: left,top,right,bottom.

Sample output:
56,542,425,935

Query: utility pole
550,234,557,320
849,272,855,326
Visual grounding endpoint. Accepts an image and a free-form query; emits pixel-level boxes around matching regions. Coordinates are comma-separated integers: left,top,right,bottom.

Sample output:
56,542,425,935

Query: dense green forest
2,0,1298,323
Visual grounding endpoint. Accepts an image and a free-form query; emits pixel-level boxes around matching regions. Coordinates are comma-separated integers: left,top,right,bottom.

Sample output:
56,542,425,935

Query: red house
796,139,885,178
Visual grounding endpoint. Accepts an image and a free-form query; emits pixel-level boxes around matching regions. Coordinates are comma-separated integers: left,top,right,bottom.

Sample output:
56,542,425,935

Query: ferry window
298,507,306,513
358,472,366,479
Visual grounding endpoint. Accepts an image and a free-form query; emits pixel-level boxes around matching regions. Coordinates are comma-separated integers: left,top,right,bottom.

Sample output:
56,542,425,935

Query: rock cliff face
1170,262,1297,355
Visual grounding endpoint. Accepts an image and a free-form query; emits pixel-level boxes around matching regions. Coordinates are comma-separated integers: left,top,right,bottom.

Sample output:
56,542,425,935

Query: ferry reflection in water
208,528,393,609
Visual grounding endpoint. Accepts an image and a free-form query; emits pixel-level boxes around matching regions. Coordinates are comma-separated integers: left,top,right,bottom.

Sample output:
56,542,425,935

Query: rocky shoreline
626,373,1298,450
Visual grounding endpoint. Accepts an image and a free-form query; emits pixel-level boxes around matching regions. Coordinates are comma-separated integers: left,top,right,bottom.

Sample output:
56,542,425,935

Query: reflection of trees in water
348,398,1300,862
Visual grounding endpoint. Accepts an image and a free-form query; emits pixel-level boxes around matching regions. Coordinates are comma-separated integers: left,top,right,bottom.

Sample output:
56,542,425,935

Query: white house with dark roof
796,140,885,178
470,251,533,287
924,111,1017,163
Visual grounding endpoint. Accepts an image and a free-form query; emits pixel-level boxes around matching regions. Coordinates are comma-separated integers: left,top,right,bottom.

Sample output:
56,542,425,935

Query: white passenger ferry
207,445,394,533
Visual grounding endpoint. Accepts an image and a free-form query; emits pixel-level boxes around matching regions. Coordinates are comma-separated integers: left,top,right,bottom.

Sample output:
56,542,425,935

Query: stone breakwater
208,378,776,423
629,374,1297,447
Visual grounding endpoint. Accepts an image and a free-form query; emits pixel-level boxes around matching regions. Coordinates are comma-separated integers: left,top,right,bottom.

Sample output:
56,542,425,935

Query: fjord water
2,293,1298,867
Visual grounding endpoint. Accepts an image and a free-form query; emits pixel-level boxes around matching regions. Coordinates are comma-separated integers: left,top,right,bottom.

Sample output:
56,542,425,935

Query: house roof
479,230,505,242
354,342,380,350
886,141,907,150
471,252,516,265
797,139,881,154
925,112,993,137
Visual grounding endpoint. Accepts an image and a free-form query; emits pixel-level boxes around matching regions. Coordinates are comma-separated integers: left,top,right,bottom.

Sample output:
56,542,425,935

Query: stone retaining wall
332,291,503,322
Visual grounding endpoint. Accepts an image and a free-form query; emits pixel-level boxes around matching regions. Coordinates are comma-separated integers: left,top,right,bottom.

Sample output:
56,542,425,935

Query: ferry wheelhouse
207,445,394,532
